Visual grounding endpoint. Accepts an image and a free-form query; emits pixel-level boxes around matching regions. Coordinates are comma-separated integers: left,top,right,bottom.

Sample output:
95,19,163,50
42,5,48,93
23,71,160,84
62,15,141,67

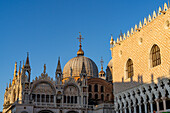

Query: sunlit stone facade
2,34,114,113
109,2,170,113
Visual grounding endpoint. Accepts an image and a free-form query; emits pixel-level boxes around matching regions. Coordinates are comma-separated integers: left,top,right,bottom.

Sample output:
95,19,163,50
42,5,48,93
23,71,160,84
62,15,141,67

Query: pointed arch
125,59,134,79
150,44,161,67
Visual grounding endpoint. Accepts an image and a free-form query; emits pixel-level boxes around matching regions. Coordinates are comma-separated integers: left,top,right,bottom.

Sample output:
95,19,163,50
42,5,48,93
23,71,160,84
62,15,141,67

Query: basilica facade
2,1,170,113
2,33,114,113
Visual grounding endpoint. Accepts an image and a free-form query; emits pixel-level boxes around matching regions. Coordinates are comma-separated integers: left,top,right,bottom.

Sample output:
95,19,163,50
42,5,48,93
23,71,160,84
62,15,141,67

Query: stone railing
14,100,113,110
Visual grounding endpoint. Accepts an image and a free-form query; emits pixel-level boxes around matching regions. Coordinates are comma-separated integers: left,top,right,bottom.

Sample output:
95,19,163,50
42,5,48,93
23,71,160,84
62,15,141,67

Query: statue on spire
43,64,46,74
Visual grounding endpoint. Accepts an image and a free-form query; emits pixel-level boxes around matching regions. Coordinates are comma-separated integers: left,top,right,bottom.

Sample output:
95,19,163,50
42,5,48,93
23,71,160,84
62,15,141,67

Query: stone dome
63,56,98,79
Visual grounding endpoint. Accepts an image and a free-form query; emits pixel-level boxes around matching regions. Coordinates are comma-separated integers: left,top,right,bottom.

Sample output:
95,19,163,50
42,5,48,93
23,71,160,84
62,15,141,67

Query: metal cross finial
77,32,84,44
100,57,104,67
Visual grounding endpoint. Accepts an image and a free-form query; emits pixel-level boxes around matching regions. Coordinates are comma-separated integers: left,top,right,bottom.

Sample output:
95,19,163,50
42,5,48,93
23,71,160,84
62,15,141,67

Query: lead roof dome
63,56,98,79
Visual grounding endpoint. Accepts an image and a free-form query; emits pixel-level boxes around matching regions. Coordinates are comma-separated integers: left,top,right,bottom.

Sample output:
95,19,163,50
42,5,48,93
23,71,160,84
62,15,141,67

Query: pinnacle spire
18,61,21,75
56,57,62,73
14,62,17,77
25,52,30,66
77,32,84,56
9,79,11,87
81,59,86,74
6,83,8,90
22,60,24,69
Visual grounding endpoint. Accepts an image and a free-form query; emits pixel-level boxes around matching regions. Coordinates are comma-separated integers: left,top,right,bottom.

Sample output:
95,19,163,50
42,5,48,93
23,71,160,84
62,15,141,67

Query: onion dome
99,57,105,79
63,33,98,79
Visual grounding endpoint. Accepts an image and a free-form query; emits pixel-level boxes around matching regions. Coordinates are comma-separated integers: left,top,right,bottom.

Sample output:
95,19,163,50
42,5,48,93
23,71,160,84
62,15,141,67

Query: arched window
89,93,92,99
42,94,45,102
32,94,35,101
126,59,134,78
101,86,104,92
37,94,40,102
64,96,66,103
150,44,161,67
50,95,54,102
94,84,98,92
101,94,104,101
67,96,70,103
106,94,110,101
46,95,49,102
75,96,77,103
95,94,98,100
88,85,92,92
71,96,73,103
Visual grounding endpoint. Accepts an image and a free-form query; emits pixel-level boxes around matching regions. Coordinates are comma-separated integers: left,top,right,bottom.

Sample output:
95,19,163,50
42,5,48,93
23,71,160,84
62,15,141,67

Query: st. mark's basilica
2,2,170,113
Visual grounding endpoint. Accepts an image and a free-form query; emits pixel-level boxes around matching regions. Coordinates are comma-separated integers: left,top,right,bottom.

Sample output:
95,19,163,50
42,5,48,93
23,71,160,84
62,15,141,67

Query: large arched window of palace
150,44,161,67
126,59,134,78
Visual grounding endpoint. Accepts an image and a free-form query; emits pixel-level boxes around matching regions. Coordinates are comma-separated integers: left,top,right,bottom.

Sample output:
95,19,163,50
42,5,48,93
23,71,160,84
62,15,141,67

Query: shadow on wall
114,76,170,113
114,74,167,94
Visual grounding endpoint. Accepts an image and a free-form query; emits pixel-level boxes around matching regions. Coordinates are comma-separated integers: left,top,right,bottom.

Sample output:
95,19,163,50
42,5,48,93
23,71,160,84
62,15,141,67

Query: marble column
62,95,64,106
149,101,153,113
66,96,67,104
133,106,136,113
128,107,131,113
155,99,159,113
54,95,56,107
144,102,147,113
138,103,142,113
124,108,127,113
162,97,167,111
45,95,46,103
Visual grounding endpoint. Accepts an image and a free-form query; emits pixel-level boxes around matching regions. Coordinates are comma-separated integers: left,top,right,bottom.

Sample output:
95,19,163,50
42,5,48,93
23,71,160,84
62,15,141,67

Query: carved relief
32,83,54,94
64,86,78,96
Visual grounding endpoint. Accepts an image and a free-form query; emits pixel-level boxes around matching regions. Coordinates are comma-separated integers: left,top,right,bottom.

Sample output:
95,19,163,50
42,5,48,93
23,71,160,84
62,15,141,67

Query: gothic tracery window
126,59,134,78
151,44,161,67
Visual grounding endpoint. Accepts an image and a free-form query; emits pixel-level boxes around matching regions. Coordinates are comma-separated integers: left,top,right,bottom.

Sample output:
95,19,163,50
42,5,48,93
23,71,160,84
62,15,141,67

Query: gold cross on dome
100,57,104,67
77,32,84,44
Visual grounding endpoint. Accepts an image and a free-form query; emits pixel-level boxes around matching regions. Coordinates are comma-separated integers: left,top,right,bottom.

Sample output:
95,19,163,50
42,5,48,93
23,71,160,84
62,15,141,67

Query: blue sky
0,0,168,111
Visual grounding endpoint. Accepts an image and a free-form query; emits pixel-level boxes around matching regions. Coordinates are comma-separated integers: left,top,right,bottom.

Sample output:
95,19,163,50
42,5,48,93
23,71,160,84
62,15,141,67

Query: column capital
161,97,167,100
149,100,153,103
155,98,160,102
138,103,142,106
